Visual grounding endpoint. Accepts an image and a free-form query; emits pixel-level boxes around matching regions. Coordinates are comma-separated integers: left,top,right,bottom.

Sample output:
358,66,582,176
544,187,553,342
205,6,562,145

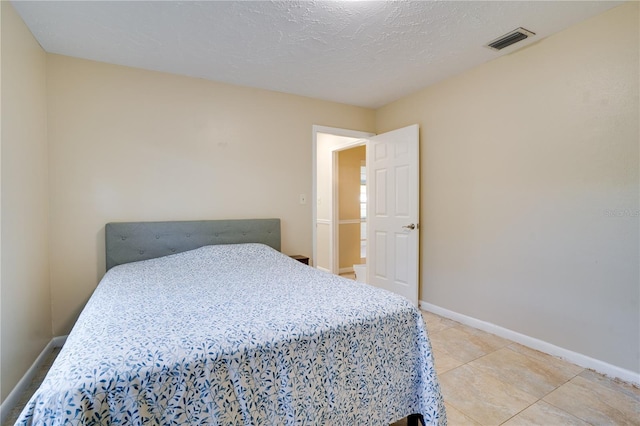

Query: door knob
402,223,416,230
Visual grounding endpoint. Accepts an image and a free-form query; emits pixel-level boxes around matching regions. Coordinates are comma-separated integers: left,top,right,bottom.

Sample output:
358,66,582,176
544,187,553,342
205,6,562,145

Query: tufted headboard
105,218,281,271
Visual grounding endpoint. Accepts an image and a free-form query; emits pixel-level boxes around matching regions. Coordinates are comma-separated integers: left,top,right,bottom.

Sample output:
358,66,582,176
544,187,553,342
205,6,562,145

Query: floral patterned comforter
17,243,445,425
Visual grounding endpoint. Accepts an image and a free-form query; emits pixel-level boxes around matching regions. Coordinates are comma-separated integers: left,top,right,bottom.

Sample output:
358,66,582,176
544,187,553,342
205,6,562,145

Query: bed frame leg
407,413,424,426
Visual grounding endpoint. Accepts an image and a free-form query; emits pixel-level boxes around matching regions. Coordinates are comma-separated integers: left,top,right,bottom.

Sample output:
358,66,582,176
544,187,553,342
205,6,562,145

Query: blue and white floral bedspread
17,243,446,425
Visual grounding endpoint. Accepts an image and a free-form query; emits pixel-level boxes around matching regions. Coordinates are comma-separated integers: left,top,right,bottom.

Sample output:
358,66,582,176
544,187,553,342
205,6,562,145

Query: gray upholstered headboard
105,218,280,271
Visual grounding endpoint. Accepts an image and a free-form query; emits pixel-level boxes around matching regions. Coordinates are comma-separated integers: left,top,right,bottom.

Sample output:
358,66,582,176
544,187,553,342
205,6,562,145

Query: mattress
17,243,446,425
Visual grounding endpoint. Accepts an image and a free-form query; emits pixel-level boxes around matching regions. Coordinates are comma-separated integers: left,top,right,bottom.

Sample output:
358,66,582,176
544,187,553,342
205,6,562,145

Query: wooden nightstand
290,255,310,265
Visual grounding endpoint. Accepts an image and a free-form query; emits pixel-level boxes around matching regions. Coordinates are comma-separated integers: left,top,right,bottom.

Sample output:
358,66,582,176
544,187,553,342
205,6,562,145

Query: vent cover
485,27,536,51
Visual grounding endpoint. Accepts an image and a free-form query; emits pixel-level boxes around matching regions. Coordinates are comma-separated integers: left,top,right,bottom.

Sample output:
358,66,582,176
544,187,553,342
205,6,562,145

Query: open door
367,124,419,306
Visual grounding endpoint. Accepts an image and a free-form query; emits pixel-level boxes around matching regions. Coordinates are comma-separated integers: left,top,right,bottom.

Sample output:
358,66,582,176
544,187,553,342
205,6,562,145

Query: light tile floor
5,311,639,425
416,310,640,425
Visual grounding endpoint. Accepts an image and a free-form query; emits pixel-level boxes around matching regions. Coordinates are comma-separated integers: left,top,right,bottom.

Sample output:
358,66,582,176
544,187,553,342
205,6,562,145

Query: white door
367,124,419,305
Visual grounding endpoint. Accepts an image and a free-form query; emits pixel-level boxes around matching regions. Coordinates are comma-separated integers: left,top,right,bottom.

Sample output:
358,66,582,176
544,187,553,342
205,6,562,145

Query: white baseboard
0,335,68,424
419,301,640,386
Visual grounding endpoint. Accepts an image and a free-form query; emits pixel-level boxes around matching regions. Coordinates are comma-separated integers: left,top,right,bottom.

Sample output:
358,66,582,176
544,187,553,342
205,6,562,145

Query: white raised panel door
367,125,419,306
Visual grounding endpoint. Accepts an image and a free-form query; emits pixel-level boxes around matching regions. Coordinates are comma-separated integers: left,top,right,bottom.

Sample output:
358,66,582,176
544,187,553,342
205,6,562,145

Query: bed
17,219,446,425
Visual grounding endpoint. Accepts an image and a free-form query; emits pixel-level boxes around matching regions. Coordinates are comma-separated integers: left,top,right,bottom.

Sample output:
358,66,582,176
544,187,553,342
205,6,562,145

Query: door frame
312,126,374,273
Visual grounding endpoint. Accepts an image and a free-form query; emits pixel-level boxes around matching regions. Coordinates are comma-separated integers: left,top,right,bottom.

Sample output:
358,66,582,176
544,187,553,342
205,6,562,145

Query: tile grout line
491,344,590,425
540,397,596,426
425,321,482,424
541,373,639,426
530,366,591,424
434,328,563,425
498,399,539,426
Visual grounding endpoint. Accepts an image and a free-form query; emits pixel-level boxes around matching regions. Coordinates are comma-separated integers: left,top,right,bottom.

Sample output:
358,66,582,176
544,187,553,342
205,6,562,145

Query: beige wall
338,146,365,221
0,2,52,402
46,56,375,334
376,3,639,373
338,146,366,269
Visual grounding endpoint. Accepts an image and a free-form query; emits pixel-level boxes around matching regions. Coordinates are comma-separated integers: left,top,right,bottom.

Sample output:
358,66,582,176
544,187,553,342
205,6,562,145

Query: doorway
312,126,373,275
313,124,421,307
336,145,367,279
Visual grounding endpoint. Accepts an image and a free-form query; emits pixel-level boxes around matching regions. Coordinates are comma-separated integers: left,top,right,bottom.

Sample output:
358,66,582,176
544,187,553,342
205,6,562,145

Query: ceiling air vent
485,27,535,51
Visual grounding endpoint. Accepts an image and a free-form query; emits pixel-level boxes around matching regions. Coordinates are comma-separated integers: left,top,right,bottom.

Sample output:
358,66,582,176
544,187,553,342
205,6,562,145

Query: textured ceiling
12,1,623,108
